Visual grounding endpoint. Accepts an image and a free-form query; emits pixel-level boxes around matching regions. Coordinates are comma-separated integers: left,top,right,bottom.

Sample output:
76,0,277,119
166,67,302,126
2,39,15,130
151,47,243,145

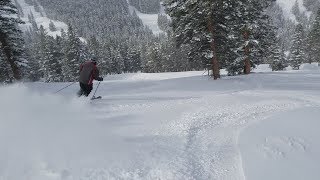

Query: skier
78,57,103,97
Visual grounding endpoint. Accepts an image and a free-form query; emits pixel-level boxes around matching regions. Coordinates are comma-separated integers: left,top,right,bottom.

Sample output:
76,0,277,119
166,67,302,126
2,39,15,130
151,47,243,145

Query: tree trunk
207,16,220,80
243,29,251,75
0,32,21,80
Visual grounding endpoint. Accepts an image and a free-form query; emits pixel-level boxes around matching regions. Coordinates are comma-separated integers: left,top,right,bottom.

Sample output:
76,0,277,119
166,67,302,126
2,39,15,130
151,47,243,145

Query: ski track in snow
2,68,320,179
84,91,320,179
260,136,308,159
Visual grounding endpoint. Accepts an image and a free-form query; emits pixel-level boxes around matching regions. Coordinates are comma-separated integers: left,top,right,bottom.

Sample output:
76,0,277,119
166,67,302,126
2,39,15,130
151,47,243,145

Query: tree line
1,0,320,83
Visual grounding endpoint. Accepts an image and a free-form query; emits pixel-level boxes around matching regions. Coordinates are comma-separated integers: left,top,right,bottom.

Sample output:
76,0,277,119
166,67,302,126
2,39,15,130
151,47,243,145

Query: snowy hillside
277,0,311,21
127,0,164,35
15,0,67,37
16,0,164,36
1,64,320,179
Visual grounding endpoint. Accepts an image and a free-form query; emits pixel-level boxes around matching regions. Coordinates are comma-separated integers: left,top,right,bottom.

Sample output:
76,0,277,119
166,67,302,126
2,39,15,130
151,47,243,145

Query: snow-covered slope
277,0,311,21
240,107,320,180
127,0,164,35
1,64,320,179
16,0,67,37
16,0,165,36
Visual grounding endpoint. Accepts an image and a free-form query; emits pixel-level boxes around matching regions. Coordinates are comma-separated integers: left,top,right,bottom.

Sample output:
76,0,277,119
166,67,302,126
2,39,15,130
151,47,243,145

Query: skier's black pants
78,82,93,97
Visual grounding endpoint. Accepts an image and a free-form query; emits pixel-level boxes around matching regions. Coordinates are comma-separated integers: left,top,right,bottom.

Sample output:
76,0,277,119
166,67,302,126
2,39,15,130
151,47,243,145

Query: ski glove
97,77,103,81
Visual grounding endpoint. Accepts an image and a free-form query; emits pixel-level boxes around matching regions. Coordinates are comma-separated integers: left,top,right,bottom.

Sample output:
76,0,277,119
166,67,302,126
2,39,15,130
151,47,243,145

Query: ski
91,96,102,100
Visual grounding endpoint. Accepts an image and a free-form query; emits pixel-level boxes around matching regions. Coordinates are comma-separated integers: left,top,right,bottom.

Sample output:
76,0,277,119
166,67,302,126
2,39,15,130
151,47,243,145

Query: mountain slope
15,0,67,37
1,64,320,179
277,0,310,21
34,0,154,39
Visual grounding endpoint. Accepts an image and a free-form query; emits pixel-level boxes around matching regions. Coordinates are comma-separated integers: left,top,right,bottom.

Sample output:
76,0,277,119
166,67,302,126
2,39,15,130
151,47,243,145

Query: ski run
1,64,320,180
2,0,320,179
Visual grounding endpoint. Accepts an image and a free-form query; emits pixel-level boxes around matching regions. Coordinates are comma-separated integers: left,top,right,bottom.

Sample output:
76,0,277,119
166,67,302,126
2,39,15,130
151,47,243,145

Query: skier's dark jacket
79,61,100,85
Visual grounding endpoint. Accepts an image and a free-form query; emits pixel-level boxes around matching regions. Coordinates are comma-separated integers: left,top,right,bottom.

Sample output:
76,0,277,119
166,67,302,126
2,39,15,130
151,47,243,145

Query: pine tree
98,40,112,75
14,0,24,18
24,49,41,81
49,21,57,31
144,42,163,73
160,33,192,72
36,25,49,79
307,8,320,65
44,36,63,82
126,47,141,73
0,0,26,80
88,35,100,58
110,48,124,74
23,28,40,81
164,0,230,79
157,14,170,32
270,43,287,71
228,0,276,75
32,25,63,82
129,0,160,14
0,48,9,82
28,12,38,31
266,2,295,53
292,0,301,20
303,0,320,14
34,0,41,13
292,0,309,28
165,0,275,78
289,24,306,70
62,24,81,81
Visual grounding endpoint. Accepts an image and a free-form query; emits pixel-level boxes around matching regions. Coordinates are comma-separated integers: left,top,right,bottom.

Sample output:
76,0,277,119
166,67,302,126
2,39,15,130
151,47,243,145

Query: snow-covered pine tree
159,31,194,72
26,0,157,75
292,0,301,21
87,35,110,73
28,12,38,31
118,42,131,73
110,48,125,74
292,0,309,28
143,42,163,73
45,36,63,82
0,48,9,82
88,36,100,58
62,24,81,81
24,49,41,81
229,0,275,75
270,42,287,71
126,46,141,73
33,0,41,13
99,40,113,75
49,21,57,32
32,25,63,82
307,8,320,65
23,27,40,81
157,14,170,32
164,0,232,79
129,0,160,14
289,24,306,70
0,0,26,80
266,2,296,53
13,0,24,18
37,25,49,80
303,0,320,14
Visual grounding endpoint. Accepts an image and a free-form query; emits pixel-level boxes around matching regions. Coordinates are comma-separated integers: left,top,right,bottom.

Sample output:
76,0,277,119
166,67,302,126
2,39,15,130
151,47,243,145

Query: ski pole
202,69,208,75
91,81,101,99
54,82,76,94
